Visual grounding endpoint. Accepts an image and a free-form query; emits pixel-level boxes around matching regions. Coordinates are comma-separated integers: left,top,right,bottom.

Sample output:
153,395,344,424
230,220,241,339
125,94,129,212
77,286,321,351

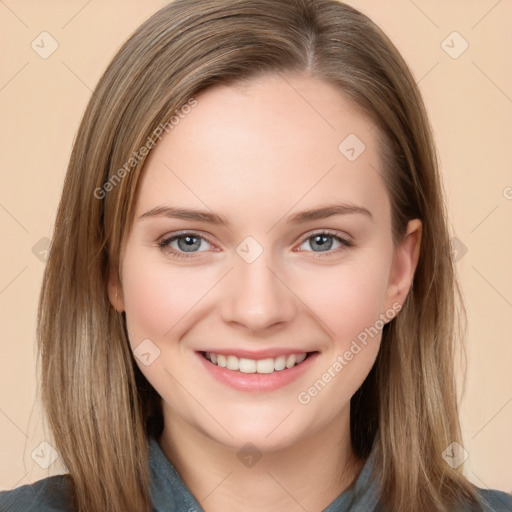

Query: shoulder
476,487,512,512
0,474,74,512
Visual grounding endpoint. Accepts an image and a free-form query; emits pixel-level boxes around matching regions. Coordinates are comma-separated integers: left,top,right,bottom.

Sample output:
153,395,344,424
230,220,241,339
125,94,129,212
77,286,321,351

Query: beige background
0,0,511,495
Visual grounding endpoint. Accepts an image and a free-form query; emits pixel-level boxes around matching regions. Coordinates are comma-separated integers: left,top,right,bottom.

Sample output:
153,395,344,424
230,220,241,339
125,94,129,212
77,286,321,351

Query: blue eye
297,230,354,256
158,232,213,259
157,229,354,260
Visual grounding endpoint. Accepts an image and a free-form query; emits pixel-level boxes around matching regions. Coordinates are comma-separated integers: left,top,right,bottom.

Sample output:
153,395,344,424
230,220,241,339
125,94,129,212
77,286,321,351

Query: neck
159,406,365,512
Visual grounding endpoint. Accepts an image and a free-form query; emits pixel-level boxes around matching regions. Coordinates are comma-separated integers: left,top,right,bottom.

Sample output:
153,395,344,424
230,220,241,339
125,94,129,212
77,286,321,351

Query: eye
158,231,215,259
296,230,354,257
157,229,354,260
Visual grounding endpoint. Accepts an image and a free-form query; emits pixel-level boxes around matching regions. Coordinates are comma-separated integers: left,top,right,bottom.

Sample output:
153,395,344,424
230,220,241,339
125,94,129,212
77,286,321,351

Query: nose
219,251,297,333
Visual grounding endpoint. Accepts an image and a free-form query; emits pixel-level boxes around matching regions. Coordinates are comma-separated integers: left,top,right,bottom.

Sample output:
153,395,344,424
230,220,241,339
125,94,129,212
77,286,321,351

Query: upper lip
198,348,316,360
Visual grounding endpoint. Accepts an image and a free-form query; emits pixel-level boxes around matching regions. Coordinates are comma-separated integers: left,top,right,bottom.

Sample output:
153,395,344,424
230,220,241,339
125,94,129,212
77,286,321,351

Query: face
110,73,421,452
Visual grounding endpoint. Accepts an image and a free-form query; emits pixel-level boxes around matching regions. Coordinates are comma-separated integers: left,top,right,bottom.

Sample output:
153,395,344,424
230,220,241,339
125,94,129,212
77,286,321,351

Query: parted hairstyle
37,1,482,511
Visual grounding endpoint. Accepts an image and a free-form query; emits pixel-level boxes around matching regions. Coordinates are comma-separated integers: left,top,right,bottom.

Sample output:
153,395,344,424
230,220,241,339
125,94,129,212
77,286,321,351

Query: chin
204,416,311,454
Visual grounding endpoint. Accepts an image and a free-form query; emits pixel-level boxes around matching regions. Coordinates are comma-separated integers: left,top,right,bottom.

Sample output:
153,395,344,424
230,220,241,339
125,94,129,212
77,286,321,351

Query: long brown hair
37,1,481,510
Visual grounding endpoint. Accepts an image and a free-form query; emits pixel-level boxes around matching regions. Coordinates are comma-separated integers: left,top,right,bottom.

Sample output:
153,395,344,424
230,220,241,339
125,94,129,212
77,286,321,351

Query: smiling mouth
200,351,317,374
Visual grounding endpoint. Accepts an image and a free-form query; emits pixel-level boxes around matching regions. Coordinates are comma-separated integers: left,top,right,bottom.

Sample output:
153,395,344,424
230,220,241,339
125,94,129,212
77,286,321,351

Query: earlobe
385,218,422,310
107,266,125,313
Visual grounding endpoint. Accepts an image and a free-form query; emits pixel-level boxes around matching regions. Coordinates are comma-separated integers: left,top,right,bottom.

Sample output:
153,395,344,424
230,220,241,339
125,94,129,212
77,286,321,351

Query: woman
1,1,510,511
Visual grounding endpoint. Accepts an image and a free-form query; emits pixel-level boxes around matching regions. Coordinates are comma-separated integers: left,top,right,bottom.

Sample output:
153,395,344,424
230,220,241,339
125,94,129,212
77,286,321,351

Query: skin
108,72,422,512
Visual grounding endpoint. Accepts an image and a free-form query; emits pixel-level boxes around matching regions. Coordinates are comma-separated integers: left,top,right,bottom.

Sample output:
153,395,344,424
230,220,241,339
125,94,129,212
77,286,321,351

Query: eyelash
157,229,354,260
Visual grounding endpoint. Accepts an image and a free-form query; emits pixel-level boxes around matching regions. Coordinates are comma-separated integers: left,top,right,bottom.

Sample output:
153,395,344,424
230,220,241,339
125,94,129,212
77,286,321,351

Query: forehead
136,73,390,227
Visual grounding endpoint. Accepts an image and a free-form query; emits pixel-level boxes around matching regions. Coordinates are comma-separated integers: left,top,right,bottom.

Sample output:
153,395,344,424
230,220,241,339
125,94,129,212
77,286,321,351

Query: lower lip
196,351,320,392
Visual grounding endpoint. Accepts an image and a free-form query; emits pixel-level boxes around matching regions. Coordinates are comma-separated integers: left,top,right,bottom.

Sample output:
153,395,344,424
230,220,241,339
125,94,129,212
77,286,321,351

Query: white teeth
239,358,256,373
274,355,286,371
295,353,307,364
226,355,239,371
256,358,275,374
204,351,309,373
285,354,296,369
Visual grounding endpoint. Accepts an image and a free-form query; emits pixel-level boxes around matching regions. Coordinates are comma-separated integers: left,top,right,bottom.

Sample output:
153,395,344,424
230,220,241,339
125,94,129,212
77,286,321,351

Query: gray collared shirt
1,436,511,511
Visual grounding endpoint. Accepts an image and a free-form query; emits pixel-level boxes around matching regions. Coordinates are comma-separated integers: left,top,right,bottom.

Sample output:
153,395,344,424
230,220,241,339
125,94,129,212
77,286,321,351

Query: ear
384,218,422,312
107,263,125,313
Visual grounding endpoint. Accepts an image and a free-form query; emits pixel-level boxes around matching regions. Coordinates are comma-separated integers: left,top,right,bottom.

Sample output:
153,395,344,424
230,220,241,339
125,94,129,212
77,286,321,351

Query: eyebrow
286,204,373,224
138,203,373,226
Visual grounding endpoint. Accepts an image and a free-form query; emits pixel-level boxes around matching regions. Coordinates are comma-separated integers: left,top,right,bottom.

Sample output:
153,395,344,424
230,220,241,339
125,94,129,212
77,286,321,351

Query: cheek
294,262,387,417
120,249,216,345
294,258,390,341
